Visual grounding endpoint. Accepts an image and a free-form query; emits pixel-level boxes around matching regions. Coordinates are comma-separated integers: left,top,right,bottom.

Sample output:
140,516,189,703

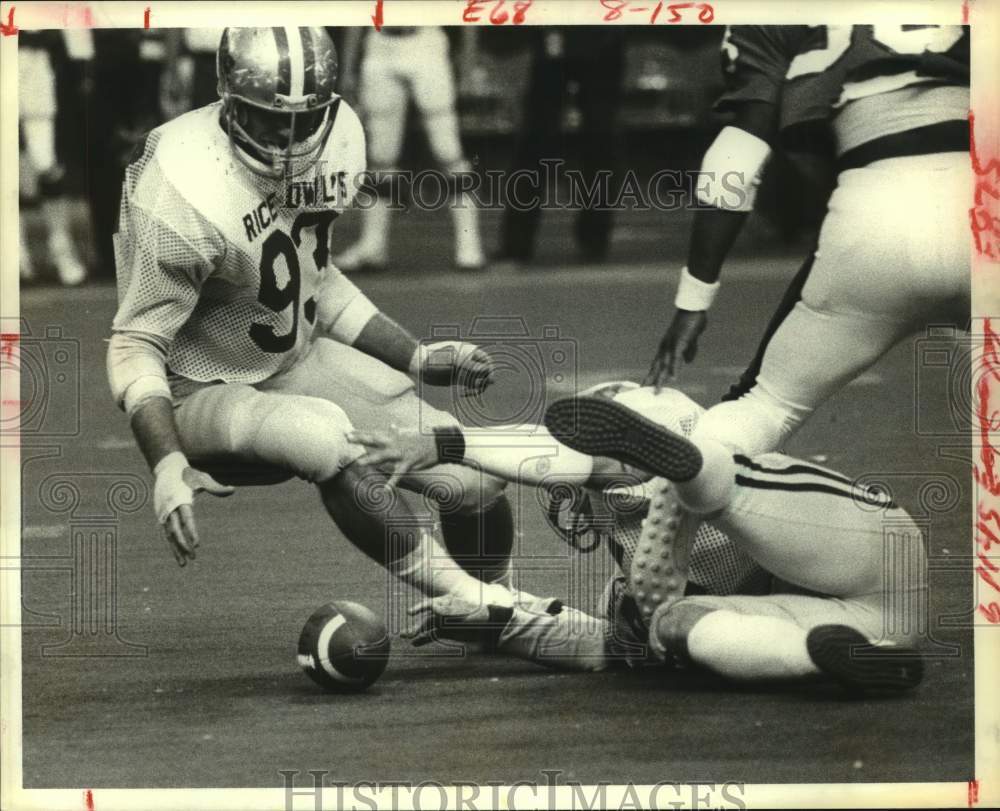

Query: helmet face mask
217,27,340,179
226,98,334,178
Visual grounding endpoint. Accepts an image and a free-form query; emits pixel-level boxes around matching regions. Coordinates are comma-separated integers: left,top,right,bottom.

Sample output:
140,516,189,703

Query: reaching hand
418,340,496,396
153,460,235,567
348,424,440,488
643,309,708,392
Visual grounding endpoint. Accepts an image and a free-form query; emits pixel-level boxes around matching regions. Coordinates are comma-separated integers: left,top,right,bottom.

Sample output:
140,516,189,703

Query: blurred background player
644,25,970,456
333,26,486,272
19,31,87,286
494,28,626,268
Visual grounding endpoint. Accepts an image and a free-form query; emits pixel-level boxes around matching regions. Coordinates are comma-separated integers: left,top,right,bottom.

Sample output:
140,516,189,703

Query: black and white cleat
543,395,703,482
806,624,924,694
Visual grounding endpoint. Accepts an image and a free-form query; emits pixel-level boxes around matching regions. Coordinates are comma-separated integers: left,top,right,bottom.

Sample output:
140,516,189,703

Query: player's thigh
717,451,926,597
806,155,969,319
754,299,910,412
261,337,456,433
174,382,360,483
408,30,457,116
359,59,408,169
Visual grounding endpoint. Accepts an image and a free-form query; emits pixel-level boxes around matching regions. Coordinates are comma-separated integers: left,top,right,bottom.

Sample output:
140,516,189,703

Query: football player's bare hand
164,504,199,567
348,425,438,488
643,309,708,391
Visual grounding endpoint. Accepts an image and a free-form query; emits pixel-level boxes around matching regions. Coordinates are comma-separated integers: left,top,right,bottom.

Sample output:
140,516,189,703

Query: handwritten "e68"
463,0,534,25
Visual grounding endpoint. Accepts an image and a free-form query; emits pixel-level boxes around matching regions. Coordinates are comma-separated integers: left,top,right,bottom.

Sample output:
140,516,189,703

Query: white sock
387,530,511,606
687,611,819,680
451,197,484,265
675,439,736,516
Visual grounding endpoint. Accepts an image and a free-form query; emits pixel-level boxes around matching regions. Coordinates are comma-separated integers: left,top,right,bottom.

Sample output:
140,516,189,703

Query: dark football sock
439,495,515,584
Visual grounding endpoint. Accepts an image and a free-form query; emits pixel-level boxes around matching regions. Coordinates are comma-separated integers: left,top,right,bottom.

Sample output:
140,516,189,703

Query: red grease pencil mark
371,0,383,31
84,789,95,811
0,7,17,36
970,111,1000,261
144,7,150,28
463,0,532,24
968,779,979,807
975,320,1000,625
600,0,713,24
0,333,18,360
962,0,970,24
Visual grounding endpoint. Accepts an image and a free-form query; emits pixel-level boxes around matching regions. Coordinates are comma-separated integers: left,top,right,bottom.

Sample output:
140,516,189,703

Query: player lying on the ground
107,27,518,613
644,25,969,457
349,383,926,693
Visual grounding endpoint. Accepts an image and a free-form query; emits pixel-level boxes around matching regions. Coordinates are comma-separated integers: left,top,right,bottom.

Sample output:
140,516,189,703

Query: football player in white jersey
644,25,970,456
108,28,515,614
349,384,927,694
332,26,486,272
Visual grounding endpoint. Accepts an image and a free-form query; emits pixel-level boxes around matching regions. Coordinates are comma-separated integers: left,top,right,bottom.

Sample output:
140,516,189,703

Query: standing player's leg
174,382,512,608
19,45,86,286
334,39,407,272
545,395,927,691
411,28,484,270
696,152,971,457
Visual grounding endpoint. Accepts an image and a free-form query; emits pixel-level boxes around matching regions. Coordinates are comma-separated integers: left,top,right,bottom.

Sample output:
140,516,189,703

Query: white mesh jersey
112,101,366,385
605,388,769,596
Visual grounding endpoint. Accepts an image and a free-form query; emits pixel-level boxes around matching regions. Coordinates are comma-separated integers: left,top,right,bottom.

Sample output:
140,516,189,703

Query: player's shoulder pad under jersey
717,26,813,110
123,104,233,229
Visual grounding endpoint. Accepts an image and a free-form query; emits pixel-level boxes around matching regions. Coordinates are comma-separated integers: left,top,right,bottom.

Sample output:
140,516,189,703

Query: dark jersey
717,25,969,142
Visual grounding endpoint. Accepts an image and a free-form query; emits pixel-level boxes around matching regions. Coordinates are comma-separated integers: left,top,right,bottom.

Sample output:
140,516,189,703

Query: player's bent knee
243,395,362,484
692,395,794,456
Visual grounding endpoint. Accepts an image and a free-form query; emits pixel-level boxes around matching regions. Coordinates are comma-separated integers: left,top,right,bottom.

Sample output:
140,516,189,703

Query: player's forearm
680,119,773,296
685,207,749,285
106,330,186,472
352,312,421,374
129,396,187,471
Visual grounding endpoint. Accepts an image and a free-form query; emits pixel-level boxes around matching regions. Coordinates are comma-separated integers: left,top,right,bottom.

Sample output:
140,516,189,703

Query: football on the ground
297,601,391,692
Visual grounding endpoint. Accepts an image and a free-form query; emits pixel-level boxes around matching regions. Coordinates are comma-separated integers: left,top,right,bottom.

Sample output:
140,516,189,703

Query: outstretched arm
645,101,777,389
107,332,234,566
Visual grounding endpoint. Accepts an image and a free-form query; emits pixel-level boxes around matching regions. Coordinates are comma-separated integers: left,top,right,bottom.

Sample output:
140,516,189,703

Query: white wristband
152,451,192,524
674,267,721,312
153,451,189,479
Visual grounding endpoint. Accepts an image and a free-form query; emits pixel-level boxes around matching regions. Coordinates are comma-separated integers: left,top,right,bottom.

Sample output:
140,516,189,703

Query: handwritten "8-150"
601,0,715,24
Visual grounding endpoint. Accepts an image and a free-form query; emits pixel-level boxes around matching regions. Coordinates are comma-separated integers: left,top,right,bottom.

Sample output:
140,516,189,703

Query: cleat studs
651,562,660,572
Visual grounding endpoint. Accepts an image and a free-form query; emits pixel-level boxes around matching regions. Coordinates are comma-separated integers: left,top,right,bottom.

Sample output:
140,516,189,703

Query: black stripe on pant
721,247,817,402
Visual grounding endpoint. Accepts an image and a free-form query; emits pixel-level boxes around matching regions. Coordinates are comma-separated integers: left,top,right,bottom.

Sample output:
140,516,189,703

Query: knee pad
239,394,361,484
692,392,797,456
